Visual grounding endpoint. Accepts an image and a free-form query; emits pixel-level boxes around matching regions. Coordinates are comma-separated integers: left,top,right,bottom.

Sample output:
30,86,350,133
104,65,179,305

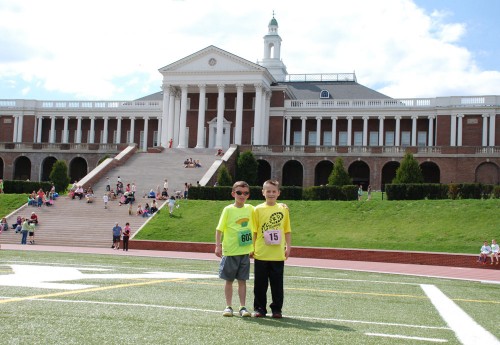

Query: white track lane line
365,333,448,342
421,284,500,345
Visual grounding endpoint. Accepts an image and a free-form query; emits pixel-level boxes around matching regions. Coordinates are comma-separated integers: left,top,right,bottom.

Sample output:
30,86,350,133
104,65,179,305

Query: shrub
49,160,71,193
328,157,352,186
217,165,233,186
393,152,423,184
236,151,258,186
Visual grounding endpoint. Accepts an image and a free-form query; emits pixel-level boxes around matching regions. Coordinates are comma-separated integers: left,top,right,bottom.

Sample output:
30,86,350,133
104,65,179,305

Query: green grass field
135,196,500,254
2,193,498,253
0,250,498,344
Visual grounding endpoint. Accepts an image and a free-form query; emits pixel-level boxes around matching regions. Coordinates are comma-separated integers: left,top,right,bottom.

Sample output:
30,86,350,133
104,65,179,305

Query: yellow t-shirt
253,203,291,261
216,204,254,256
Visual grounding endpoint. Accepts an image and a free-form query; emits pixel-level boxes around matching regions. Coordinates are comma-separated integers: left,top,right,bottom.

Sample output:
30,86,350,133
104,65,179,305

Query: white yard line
365,332,448,342
0,296,451,331
421,284,500,345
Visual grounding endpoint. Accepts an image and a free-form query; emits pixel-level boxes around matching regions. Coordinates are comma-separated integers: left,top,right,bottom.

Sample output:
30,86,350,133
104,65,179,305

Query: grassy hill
2,193,498,254
135,193,499,254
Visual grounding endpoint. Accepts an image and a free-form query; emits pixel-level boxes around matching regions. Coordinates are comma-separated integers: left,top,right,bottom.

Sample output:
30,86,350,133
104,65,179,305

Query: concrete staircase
0,148,220,247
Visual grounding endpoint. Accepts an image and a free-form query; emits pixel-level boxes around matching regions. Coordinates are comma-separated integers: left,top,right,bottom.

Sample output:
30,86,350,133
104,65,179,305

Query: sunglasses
235,191,250,196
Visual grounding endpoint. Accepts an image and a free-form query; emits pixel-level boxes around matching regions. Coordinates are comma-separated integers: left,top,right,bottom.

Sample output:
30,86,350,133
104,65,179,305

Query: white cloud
0,0,498,100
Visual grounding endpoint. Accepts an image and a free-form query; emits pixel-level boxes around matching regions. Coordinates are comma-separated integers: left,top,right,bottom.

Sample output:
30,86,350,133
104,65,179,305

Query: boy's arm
285,232,292,259
215,230,223,257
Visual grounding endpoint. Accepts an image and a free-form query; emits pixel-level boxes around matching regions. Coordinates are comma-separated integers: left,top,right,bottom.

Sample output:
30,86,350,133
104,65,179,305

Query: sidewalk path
2,244,499,284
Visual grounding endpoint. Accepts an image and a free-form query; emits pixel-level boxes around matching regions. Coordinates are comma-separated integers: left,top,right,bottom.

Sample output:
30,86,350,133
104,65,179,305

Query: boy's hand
279,203,288,209
285,246,291,259
215,245,222,258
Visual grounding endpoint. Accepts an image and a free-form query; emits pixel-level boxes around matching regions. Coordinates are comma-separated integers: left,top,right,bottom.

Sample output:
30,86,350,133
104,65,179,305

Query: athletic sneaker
253,309,266,318
239,307,251,317
222,306,233,317
272,312,283,319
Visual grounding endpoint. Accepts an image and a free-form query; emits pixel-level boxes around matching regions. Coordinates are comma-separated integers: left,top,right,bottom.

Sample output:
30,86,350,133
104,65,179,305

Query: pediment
159,45,266,74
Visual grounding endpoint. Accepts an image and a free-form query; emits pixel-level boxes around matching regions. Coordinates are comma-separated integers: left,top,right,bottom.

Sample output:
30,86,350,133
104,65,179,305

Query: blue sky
0,0,499,101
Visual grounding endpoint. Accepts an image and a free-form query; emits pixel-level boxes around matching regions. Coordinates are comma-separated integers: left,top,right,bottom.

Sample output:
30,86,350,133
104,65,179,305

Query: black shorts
113,235,121,242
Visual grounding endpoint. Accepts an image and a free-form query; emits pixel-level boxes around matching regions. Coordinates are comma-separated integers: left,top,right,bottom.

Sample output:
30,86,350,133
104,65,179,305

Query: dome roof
269,17,278,26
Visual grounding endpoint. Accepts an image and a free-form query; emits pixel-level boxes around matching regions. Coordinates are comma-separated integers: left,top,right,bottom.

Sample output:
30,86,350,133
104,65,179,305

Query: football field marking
365,332,448,342
421,284,500,345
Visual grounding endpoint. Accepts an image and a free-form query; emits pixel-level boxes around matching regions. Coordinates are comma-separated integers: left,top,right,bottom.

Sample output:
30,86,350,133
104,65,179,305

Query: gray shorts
219,254,250,281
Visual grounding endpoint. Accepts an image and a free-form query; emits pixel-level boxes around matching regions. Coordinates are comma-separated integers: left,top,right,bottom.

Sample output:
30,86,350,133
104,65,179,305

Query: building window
323,131,332,146
139,131,144,149
308,131,317,145
369,131,378,146
339,132,347,146
187,98,191,110
320,90,330,99
153,131,158,147
385,131,394,146
112,130,117,144
354,131,363,146
418,131,427,146
401,131,411,146
293,131,301,145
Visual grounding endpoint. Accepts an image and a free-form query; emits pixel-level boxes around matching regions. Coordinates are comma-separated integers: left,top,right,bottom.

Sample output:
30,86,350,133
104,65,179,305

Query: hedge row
188,185,358,201
3,180,53,194
386,183,500,200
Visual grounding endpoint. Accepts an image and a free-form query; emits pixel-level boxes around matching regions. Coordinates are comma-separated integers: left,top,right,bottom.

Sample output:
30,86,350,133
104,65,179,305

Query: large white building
0,15,498,188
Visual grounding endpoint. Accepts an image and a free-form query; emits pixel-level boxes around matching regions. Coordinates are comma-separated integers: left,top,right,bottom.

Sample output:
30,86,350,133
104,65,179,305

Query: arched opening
420,161,440,183
257,159,271,187
41,156,58,182
314,160,333,186
381,161,400,190
475,162,499,184
0,156,4,179
69,157,88,182
348,160,370,189
14,156,31,181
282,160,303,187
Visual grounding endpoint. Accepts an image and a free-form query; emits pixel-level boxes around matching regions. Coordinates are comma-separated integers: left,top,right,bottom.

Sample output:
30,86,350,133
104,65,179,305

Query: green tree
328,157,352,186
49,160,71,193
217,165,233,186
236,150,258,185
392,152,424,184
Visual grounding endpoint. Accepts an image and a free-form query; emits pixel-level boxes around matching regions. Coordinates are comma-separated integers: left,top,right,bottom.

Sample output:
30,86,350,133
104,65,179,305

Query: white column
89,116,95,144
234,84,244,145
50,116,56,144
160,84,170,147
156,117,161,147
177,84,188,148
285,116,292,145
489,114,496,146
167,89,176,145
395,116,401,146
253,84,263,145
315,116,322,146
196,84,207,148
263,90,271,144
103,117,109,144
173,94,181,146
12,116,18,142
411,115,418,146
347,116,353,146
143,117,149,151
37,116,43,143
428,115,435,146
457,114,464,146
362,116,369,146
378,116,385,146
331,116,337,146
76,116,82,144
62,116,69,143
215,84,225,149
17,115,24,142
300,116,307,145
450,114,457,146
482,114,489,146
129,117,135,144
116,117,122,144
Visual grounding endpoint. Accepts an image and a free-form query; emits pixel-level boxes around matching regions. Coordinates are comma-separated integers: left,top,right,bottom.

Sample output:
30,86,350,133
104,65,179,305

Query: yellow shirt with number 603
216,204,254,256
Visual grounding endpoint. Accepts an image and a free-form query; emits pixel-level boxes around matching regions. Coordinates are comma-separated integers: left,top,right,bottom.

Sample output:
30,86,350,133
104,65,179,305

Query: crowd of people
184,158,202,168
478,239,499,265
2,211,40,245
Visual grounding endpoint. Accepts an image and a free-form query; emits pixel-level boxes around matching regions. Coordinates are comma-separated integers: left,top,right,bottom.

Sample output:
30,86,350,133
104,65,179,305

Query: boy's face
262,184,280,204
232,187,250,206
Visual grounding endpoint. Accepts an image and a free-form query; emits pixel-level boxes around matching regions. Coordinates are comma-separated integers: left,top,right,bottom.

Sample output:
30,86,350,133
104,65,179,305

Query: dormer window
320,90,330,99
